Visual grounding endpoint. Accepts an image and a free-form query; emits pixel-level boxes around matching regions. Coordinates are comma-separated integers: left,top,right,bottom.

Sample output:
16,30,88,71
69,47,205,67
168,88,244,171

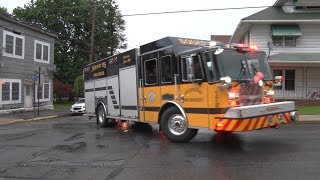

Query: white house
230,0,320,100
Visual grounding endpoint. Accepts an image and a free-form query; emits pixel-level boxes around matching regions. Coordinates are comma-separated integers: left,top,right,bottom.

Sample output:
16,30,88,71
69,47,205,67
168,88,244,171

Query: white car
70,98,85,114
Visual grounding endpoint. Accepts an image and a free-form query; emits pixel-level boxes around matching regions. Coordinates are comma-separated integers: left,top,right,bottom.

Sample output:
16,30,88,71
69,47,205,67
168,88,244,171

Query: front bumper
224,101,296,119
70,107,85,113
213,101,298,132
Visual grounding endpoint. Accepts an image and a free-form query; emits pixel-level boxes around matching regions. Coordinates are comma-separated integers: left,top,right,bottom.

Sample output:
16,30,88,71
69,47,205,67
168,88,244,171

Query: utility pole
89,1,97,64
38,66,41,117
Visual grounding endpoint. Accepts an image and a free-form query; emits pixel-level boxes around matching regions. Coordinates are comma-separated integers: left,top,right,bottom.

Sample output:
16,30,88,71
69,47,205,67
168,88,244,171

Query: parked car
70,98,85,114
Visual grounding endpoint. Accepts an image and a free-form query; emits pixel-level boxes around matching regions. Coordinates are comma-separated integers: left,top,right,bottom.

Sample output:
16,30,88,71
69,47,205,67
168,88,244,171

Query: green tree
13,0,126,83
0,6,8,13
73,75,84,97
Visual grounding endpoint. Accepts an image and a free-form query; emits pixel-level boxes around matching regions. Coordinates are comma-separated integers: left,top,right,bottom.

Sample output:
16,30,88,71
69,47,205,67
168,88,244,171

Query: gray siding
249,24,320,55
0,17,55,110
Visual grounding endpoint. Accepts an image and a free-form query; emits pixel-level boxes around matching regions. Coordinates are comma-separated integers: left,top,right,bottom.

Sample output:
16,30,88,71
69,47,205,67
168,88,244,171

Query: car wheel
160,107,198,143
96,105,116,127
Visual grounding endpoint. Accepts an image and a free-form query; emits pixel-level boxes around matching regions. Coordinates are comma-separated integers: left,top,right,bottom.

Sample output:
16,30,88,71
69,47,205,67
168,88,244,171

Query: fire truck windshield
204,49,272,83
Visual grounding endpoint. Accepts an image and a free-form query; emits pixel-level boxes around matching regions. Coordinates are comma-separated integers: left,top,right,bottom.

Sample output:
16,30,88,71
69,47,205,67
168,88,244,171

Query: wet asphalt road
0,116,320,180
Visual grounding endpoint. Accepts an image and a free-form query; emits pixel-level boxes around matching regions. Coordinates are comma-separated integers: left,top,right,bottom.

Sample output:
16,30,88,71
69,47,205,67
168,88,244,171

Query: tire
96,105,116,127
160,107,198,143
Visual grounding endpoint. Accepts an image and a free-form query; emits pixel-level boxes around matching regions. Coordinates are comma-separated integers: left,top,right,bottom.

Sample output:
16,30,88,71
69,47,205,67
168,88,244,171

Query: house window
38,85,43,100
36,83,50,101
272,69,295,90
272,36,283,46
44,83,50,99
272,36,296,47
34,40,50,63
285,70,295,90
12,83,20,100
273,69,283,90
0,79,21,104
2,82,10,101
2,30,25,59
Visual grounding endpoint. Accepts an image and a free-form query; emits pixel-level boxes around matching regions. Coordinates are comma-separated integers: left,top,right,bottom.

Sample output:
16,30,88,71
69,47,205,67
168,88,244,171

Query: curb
296,120,320,124
0,113,71,126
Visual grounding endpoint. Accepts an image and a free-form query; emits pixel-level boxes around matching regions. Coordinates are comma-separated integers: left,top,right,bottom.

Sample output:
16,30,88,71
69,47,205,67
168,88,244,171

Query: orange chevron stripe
214,112,293,132
283,113,289,123
253,117,260,130
225,120,237,131
244,119,253,131
263,116,269,128
221,119,232,131
274,115,280,125
274,118,279,126
231,119,242,131
256,117,264,129
249,118,259,130
237,119,250,131
267,115,276,127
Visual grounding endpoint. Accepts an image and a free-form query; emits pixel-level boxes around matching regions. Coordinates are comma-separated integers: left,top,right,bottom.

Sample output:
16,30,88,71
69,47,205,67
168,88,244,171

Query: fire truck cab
84,37,298,142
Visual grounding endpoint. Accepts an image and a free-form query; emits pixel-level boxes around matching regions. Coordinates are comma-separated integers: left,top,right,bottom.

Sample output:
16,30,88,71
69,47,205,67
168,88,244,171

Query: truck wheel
97,105,116,127
161,107,198,143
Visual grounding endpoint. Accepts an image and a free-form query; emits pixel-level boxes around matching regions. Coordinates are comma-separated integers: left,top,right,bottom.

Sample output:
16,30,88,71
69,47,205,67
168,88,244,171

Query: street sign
31,74,38,81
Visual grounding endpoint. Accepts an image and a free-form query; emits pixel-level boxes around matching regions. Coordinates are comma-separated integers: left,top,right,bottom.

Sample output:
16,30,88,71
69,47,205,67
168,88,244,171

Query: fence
275,86,320,99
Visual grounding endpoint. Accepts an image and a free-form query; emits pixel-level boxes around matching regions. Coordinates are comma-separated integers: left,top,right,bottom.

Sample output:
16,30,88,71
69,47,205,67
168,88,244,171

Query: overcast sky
1,0,276,50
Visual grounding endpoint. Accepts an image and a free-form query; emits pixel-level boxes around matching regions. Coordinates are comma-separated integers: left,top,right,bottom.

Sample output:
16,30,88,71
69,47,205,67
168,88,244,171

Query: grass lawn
298,106,320,115
53,101,74,110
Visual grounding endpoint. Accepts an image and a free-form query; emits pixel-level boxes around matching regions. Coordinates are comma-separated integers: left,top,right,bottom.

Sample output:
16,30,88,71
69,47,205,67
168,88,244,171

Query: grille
239,83,262,105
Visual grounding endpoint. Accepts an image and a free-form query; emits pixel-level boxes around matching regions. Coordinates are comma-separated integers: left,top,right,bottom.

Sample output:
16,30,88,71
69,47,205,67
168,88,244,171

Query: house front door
25,85,32,108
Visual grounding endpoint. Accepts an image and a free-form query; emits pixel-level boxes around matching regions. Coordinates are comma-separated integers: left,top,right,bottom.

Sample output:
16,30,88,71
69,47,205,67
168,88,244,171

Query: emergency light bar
228,43,258,52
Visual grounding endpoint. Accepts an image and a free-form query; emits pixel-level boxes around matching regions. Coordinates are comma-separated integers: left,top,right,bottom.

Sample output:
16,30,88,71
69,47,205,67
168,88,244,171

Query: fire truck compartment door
84,81,95,114
106,76,120,116
224,101,296,118
119,66,138,118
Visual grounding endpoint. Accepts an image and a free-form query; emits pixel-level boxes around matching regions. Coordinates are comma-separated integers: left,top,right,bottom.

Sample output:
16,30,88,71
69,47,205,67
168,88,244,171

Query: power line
122,6,271,17
12,4,272,17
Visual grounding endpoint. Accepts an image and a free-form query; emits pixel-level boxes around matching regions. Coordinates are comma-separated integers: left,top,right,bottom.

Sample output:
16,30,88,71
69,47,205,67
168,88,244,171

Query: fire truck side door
139,55,161,123
179,54,209,128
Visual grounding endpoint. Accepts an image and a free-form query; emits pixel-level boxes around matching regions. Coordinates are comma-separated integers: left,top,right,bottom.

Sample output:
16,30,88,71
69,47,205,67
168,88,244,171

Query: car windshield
77,99,85,103
204,49,272,82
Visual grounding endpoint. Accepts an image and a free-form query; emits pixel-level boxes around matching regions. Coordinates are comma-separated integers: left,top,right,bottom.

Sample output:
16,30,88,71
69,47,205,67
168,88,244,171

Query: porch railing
275,86,320,99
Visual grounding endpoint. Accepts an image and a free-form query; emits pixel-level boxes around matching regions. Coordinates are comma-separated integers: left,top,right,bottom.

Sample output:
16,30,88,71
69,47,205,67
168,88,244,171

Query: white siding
250,24,271,52
250,24,320,55
307,68,320,88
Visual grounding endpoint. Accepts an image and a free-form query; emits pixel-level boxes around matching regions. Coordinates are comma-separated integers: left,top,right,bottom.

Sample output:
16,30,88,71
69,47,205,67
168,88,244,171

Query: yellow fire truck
84,37,298,142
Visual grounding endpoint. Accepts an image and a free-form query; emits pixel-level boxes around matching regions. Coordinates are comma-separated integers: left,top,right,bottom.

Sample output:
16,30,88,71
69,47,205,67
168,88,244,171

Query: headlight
265,90,275,96
228,92,239,99
220,76,232,84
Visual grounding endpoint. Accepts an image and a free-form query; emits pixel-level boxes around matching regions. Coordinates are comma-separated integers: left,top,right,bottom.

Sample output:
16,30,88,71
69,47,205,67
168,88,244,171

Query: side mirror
218,76,232,90
274,76,283,86
193,79,203,84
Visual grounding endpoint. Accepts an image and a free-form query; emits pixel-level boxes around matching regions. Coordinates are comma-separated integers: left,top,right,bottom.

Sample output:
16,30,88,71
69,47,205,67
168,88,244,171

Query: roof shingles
243,7,320,21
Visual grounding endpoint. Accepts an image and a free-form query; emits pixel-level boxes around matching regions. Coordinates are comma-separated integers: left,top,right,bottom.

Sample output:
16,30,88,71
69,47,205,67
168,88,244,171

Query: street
0,116,320,180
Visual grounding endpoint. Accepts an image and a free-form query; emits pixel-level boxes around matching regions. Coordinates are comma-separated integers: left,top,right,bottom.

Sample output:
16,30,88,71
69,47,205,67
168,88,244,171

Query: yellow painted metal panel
144,111,159,123
187,113,209,128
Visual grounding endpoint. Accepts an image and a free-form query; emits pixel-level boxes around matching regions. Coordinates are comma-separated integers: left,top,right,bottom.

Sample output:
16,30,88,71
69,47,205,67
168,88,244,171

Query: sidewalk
0,109,72,125
298,115,320,123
